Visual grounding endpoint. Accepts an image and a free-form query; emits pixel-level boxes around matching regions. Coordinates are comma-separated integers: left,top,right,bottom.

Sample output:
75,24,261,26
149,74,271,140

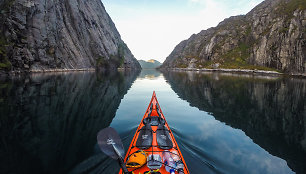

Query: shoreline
0,67,140,78
1,67,305,78
11,68,96,74
0,68,95,79
162,68,306,78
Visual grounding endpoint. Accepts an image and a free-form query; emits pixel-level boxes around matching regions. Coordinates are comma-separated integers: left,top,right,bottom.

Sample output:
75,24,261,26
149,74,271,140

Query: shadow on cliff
0,70,139,174
162,71,306,174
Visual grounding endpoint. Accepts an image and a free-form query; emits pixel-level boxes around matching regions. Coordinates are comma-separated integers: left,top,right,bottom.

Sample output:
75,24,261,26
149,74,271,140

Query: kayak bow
119,91,190,174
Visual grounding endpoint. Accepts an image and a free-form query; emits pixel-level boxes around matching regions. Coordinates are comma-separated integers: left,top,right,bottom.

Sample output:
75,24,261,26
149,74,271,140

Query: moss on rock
0,35,12,71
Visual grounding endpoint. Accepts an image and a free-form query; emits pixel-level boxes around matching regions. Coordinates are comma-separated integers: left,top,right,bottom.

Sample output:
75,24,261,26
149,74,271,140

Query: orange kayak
119,91,190,174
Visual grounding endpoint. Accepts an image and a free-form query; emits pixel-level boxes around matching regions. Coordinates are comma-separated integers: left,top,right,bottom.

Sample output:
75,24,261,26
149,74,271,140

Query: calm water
0,70,305,174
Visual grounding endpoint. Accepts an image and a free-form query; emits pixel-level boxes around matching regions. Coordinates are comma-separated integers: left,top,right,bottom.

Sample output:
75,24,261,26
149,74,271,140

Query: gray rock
0,0,141,72
161,0,306,75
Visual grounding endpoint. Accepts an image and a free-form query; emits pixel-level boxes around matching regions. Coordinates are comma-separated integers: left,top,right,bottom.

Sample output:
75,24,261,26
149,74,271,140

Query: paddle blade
97,127,125,160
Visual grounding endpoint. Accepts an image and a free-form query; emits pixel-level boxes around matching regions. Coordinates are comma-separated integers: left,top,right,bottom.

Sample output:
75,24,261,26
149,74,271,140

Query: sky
102,0,264,63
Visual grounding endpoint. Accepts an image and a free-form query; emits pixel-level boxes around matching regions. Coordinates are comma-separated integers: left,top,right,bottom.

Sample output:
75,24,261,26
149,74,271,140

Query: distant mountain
138,59,162,69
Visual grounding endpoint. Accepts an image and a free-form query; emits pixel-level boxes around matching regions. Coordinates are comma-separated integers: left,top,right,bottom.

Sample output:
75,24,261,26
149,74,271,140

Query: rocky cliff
161,0,306,75
0,0,141,73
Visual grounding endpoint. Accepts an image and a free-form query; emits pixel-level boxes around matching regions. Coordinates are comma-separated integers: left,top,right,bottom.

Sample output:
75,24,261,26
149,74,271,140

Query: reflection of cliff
162,71,306,174
0,70,139,174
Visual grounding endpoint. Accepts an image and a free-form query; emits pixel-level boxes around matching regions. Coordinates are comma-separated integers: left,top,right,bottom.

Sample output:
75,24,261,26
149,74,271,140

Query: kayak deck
119,92,189,174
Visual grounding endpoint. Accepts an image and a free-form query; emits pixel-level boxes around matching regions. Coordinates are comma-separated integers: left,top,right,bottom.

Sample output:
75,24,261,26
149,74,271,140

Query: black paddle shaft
97,127,131,174
112,143,130,174
118,155,130,174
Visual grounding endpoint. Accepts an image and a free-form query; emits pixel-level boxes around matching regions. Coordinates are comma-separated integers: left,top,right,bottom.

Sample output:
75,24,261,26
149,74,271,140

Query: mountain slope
0,0,141,73
161,0,306,75
138,59,162,69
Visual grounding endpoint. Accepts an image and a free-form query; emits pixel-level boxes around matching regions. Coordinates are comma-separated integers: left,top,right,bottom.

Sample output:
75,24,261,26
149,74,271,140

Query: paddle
97,127,130,174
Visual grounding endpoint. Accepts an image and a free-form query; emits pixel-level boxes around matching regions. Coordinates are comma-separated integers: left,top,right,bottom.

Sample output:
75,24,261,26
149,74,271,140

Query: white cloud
104,0,264,62
189,0,201,2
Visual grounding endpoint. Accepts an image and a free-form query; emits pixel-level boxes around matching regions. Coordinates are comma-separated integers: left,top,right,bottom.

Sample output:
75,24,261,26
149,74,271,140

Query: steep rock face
162,70,306,174
0,0,141,72
161,0,306,75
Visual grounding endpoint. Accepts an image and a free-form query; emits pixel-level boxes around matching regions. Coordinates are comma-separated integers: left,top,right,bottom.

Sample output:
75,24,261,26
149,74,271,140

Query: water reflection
0,70,139,174
162,71,306,174
138,69,162,79
1,69,305,174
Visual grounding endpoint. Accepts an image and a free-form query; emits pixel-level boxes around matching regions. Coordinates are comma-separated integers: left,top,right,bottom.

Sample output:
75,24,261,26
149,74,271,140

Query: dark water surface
0,70,305,174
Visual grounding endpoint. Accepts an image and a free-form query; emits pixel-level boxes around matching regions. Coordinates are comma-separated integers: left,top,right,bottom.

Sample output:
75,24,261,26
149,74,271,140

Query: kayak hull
119,92,190,174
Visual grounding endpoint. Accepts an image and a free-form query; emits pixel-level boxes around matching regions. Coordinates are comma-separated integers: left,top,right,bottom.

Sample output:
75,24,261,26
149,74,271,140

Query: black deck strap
143,117,150,125
156,104,161,117
157,109,161,117
156,124,173,149
150,103,153,112
159,117,165,125
143,116,165,126
147,103,153,117
136,124,153,149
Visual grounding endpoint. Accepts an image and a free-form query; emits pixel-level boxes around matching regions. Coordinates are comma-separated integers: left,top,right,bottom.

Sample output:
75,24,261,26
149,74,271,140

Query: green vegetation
0,0,15,13
270,44,278,52
118,42,125,59
0,61,11,69
96,42,127,69
220,64,280,72
96,56,106,67
0,35,12,71
279,27,289,34
176,63,188,68
245,26,252,36
47,46,55,56
278,0,306,14
0,0,16,71
217,42,280,72
110,54,123,67
116,42,126,67
175,59,188,68
196,61,213,68
275,0,306,25
191,42,280,72
220,42,250,65
96,54,122,69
